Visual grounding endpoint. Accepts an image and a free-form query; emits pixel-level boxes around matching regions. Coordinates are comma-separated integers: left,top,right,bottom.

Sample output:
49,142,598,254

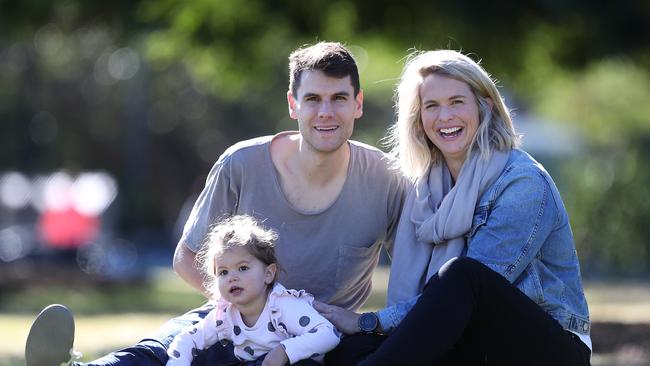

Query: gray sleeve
384,172,410,258
179,155,240,252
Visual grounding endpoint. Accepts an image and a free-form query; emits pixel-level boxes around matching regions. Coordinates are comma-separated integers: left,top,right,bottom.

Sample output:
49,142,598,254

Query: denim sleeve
467,168,558,283
376,295,420,333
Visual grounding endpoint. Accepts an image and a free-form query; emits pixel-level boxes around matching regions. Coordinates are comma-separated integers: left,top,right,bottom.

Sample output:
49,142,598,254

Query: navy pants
327,257,591,366
73,302,212,365
74,302,320,366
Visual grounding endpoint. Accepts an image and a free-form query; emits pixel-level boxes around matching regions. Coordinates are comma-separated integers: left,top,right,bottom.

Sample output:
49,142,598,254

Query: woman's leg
324,333,387,366
359,257,590,366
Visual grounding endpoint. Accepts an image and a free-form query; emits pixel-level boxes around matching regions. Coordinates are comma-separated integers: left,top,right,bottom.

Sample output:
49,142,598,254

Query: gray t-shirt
181,135,406,311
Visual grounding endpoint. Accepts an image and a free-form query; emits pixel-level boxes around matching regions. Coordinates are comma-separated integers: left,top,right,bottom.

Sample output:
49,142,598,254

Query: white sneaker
25,304,77,366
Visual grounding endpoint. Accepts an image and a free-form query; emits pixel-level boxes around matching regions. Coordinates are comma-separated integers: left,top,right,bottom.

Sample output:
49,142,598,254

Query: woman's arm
314,294,419,335
467,167,558,283
375,295,419,333
320,167,560,334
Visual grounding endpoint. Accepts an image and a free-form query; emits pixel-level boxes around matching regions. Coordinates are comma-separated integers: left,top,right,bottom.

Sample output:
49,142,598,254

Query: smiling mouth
439,127,463,138
315,126,339,132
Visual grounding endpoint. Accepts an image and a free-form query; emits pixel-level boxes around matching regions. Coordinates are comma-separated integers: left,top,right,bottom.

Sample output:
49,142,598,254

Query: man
26,42,406,366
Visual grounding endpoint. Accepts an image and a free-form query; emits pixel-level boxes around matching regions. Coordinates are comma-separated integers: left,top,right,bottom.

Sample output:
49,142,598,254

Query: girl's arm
166,308,222,366
276,296,340,364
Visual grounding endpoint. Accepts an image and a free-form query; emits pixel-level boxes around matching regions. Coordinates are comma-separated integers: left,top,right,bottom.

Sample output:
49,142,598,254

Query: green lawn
3,267,649,365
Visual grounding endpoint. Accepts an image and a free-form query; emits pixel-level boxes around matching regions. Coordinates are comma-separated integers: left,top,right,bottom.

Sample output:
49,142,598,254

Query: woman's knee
438,256,484,278
422,257,495,297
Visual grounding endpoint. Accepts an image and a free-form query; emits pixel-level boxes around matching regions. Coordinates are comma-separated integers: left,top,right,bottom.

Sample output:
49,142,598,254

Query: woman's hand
261,345,289,366
313,301,362,335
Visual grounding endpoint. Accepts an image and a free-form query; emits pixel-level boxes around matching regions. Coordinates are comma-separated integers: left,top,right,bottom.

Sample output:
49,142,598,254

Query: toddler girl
166,215,340,366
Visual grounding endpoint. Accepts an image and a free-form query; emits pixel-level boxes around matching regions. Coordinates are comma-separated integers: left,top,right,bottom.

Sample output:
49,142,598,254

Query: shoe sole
25,304,75,366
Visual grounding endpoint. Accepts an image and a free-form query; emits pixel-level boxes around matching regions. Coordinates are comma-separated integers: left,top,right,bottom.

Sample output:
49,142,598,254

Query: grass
2,313,174,364
3,267,650,365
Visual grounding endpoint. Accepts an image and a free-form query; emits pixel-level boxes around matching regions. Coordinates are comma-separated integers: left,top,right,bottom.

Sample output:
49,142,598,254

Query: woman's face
420,73,481,168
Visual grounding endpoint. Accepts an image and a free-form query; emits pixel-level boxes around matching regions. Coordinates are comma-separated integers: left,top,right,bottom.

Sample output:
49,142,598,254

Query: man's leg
26,302,215,366
239,351,321,366
26,304,76,366
191,340,240,366
358,257,590,366
291,359,321,365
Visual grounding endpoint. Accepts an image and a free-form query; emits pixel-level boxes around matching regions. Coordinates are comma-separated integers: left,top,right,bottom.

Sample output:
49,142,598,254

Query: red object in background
38,208,100,248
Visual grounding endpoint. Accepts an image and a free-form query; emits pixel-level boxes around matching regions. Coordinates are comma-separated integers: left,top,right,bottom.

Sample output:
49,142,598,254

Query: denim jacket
378,149,591,336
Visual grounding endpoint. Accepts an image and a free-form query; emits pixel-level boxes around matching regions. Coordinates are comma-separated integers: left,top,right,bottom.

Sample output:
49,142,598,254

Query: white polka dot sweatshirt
166,283,340,365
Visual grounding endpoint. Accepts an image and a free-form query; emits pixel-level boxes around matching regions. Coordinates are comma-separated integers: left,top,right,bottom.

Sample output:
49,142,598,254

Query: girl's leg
359,257,590,366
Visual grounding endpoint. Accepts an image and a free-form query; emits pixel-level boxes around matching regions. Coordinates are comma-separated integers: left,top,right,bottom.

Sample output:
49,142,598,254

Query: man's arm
173,241,209,298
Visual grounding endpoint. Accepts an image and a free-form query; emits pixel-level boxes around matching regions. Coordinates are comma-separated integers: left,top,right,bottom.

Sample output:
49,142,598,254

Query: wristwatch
358,312,380,334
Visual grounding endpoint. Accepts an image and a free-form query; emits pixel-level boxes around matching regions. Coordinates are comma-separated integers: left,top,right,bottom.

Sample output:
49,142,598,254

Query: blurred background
1,0,649,364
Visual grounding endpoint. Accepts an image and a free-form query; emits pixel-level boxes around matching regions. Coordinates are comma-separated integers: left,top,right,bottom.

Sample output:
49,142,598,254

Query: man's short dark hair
289,42,360,97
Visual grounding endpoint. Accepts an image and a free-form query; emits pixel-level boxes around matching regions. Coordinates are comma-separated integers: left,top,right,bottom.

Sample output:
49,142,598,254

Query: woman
317,50,591,365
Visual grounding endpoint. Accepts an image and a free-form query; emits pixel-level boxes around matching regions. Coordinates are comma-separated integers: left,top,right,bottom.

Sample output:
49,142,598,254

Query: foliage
0,0,649,272
533,59,650,274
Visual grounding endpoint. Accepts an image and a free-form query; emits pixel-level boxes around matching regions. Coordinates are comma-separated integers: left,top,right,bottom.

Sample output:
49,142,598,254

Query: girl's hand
313,301,361,335
261,345,289,366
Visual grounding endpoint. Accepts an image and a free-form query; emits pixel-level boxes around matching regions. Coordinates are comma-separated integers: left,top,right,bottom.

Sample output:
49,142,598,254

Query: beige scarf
387,150,510,305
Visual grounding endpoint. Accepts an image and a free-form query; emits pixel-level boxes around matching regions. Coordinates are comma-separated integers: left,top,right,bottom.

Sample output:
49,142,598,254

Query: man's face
288,70,363,154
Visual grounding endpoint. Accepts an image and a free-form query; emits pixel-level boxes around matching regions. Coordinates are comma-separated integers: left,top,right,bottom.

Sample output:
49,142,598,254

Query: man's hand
313,301,362,335
261,345,289,366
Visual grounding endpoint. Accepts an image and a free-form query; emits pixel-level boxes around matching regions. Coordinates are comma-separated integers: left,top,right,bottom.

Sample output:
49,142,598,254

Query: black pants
192,340,319,366
326,257,591,366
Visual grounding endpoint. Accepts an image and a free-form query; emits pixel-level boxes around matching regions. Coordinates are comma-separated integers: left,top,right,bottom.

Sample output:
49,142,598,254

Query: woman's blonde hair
386,50,520,180
197,215,279,299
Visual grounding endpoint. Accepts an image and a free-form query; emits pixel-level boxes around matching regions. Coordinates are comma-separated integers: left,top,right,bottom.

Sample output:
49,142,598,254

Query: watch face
359,313,378,332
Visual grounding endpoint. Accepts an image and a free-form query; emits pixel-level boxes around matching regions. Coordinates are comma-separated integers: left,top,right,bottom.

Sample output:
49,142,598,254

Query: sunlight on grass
584,281,650,323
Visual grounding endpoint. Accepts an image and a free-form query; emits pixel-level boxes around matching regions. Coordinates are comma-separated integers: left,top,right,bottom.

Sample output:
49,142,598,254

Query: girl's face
215,246,276,312
420,73,483,169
